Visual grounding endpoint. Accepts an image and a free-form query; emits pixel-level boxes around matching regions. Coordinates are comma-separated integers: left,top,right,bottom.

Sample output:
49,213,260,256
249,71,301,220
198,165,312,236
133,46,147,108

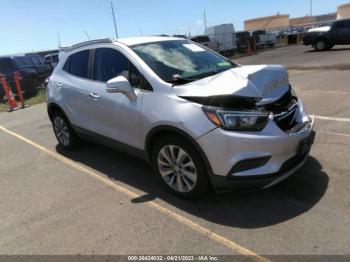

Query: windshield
131,40,235,84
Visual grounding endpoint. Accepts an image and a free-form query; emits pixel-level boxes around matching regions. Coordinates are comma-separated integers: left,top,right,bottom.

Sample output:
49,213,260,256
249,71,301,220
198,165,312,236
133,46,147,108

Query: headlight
203,106,270,131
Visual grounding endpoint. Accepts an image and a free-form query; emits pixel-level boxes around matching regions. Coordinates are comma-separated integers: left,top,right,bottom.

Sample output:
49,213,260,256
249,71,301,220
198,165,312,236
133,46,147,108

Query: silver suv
47,37,315,198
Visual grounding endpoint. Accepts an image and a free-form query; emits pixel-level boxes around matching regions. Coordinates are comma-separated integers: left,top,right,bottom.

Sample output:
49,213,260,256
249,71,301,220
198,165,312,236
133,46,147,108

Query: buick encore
47,37,315,198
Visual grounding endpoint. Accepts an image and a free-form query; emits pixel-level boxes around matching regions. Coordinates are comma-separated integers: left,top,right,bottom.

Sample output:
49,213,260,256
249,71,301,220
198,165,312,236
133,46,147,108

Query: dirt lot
0,45,350,260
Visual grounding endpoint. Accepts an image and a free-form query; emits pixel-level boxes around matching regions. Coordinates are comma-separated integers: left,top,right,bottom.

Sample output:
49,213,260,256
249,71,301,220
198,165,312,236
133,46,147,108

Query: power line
110,1,119,39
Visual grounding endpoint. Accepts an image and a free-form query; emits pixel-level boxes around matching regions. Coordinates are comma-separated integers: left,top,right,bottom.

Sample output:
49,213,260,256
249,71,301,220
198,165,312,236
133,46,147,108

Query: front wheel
52,112,79,150
314,39,328,51
152,136,210,199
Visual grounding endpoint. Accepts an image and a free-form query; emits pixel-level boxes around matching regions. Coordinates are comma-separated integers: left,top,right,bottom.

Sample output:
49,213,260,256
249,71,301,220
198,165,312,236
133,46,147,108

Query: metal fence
190,32,304,58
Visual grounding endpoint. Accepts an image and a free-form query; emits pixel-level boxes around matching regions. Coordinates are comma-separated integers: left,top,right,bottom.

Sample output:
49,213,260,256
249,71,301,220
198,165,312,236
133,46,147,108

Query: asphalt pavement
0,45,350,259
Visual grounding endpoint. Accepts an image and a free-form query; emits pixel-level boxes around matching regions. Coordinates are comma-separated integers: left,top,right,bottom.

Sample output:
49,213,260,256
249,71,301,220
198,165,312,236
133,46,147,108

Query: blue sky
1,0,348,55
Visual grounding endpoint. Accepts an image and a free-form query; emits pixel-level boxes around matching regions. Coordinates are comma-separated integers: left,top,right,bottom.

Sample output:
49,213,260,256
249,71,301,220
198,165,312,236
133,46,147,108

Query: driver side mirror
106,76,137,102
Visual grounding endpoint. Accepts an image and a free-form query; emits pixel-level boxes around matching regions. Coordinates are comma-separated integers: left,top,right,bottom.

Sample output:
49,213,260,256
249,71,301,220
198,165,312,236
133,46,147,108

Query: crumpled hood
173,65,290,103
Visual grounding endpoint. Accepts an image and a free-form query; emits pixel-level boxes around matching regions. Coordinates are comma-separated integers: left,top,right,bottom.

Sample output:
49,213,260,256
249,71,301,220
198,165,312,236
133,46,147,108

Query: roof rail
64,38,115,52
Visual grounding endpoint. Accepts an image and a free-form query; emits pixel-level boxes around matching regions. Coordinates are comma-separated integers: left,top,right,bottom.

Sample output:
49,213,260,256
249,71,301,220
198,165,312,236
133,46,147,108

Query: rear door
332,20,350,44
59,49,99,132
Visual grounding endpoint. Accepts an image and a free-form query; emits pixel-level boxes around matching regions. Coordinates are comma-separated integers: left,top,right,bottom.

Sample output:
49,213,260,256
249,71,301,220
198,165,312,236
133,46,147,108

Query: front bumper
197,109,315,190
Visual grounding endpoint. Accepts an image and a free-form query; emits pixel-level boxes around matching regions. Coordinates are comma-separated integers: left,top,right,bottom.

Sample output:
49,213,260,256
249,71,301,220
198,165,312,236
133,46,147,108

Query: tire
52,111,79,150
152,136,210,199
326,44,334,51
314,39,328,51
24,77,40,98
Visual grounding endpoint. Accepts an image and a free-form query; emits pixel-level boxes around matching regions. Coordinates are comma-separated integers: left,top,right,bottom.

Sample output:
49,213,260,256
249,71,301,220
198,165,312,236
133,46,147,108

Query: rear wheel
152,136,210,199
52,111,79,150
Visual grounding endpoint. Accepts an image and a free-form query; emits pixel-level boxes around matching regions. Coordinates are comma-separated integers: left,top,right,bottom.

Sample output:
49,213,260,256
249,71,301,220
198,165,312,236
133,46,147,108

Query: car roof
64,36,187,53
117,36,186,46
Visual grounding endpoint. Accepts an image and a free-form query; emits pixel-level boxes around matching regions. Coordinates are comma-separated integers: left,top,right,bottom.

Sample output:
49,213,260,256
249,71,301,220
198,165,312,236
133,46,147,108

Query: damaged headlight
203,106,270,131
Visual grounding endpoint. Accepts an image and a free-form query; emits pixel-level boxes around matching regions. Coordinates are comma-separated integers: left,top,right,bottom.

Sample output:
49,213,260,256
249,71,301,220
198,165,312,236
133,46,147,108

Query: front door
87,47,144,149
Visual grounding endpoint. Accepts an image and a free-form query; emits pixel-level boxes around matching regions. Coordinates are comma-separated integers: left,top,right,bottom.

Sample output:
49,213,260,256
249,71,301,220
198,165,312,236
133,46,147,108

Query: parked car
44,53,59,69
0,56,41,102
303,19,350,51
26,54,53,80
190,35,218,52
47,37,315,198
250,30,276,48
204,24,237,56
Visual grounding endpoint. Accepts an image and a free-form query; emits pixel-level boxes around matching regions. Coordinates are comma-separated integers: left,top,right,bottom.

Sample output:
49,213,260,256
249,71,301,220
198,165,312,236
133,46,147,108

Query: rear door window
0,58,16,74
22,57,34,67
64,50,90,78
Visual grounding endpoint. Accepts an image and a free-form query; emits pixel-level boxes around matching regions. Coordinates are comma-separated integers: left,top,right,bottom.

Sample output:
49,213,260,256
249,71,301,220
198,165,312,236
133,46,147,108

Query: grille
264,87,296,114
273,104,298,131
263,87,299,132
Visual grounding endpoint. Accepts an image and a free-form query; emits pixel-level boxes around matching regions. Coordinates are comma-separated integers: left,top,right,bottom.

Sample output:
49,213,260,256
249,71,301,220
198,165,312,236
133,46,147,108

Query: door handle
89,92,100,99
57,82,63,88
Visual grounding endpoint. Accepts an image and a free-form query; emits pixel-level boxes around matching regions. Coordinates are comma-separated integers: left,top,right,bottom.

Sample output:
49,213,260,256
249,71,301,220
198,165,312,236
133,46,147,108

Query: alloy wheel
157,145,197,193
53,116,70,146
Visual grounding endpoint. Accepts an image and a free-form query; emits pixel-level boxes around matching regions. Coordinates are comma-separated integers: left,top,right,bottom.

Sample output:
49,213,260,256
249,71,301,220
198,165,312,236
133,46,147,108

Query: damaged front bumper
197,108,315,191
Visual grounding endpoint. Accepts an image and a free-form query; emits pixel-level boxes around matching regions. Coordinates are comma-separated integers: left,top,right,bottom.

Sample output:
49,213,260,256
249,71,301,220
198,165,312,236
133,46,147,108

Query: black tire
326,44,334,51
314,39,328,51
24,85,37,99
24,78,40,98
152,136,210,199
52,111,79,150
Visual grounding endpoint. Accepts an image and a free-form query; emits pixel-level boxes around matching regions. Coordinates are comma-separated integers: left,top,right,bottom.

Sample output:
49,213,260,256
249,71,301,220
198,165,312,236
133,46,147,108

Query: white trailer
204,24,237,56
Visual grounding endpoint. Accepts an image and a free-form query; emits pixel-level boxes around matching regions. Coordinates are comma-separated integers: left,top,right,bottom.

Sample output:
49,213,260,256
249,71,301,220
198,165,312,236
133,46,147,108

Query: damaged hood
173,65,290,103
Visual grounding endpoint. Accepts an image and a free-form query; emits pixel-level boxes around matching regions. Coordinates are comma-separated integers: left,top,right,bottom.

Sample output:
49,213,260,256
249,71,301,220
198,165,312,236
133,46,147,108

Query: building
290,13,337,27
337,3,350,19
244,14,290,31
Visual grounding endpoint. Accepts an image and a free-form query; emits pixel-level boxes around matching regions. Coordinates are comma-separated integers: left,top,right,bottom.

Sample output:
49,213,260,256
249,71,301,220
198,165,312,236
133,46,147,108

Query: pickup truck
250,30,276,49
303,19,350,51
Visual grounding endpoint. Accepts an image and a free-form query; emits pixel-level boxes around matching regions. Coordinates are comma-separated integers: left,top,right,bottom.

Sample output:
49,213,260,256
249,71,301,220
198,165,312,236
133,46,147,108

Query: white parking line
301,90,350,95
0,124,270,262
315,115,350,123
320,131,350,138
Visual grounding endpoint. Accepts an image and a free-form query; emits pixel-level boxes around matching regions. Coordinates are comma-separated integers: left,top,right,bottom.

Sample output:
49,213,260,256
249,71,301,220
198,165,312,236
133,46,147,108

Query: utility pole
56,31,61,48
111,1,119,39
310,0,313,16
204,9,207,29
84,30,91,40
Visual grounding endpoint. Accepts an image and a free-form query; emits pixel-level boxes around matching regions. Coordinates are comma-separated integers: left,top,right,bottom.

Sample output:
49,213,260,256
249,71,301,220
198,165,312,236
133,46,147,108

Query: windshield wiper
165,77,196,85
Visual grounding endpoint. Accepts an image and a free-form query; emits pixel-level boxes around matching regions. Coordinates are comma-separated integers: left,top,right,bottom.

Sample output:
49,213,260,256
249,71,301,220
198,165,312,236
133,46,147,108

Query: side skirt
72,125,149,163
